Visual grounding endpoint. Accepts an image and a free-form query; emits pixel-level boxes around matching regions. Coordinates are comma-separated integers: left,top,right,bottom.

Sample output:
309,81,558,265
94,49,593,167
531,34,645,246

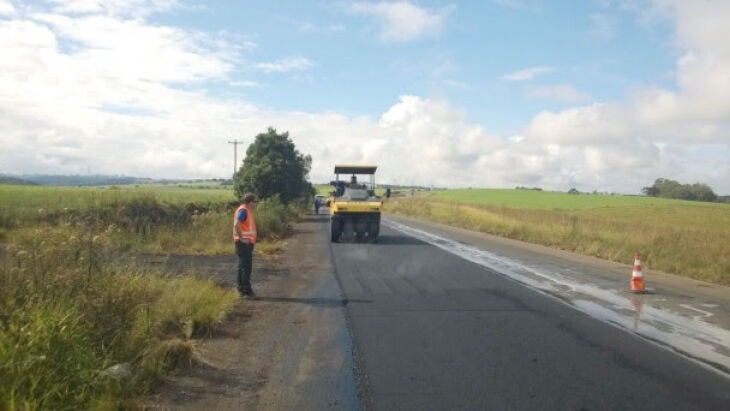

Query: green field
0,184,235,210
315,184,332,195
431,189,725,209
386,189,730,285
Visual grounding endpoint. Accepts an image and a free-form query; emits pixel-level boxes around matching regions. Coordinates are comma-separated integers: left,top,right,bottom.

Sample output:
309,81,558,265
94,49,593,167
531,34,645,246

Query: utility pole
228,139,244,178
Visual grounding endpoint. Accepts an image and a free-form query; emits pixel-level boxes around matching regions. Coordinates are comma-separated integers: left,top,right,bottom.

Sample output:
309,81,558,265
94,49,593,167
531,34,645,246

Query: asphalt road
330,222,730,410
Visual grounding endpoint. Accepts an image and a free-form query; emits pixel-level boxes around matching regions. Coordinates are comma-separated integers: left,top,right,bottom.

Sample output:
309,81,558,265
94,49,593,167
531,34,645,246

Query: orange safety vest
232,204,257,244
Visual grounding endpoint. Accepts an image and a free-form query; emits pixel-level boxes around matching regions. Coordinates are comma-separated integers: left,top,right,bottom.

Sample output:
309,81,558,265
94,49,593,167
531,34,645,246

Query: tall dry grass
1,188,300,256
385,198,730,285
0,184,312,407
113,195,301,255
0,226,238,409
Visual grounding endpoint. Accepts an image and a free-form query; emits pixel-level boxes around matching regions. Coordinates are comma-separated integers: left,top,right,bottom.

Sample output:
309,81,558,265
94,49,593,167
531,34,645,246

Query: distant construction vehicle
329,165,382,243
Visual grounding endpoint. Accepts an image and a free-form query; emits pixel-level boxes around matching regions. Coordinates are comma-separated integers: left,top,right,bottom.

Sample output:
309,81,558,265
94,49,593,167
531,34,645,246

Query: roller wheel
342,219,355,242
368,224,380,243
330,220,341,242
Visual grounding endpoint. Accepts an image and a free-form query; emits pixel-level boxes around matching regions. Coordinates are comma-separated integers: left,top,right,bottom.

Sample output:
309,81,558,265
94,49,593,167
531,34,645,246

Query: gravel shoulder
146,213,358,410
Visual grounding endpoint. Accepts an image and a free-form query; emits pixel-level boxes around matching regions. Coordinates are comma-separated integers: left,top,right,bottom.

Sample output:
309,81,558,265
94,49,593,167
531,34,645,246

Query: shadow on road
374,235,427,246
301,214,329,223
250,296,372,306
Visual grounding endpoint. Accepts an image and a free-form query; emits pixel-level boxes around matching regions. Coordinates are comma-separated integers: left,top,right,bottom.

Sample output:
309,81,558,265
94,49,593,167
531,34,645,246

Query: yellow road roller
329,165,382,243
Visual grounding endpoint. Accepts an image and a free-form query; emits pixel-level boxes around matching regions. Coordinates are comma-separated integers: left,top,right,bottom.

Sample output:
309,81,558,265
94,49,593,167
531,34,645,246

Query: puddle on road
384,219,730,377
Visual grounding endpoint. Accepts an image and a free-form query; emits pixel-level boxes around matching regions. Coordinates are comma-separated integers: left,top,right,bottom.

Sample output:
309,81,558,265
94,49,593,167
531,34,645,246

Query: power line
227,140,244,178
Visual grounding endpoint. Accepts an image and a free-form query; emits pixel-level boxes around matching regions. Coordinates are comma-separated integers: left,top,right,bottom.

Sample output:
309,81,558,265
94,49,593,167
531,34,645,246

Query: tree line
642,178,718,202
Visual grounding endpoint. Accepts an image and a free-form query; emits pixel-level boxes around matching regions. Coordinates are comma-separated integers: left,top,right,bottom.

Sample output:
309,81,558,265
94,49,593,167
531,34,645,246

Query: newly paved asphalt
330,224,730,410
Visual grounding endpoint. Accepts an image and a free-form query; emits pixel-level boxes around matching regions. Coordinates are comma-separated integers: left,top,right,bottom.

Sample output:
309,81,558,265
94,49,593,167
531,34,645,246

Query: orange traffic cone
630,253,647,293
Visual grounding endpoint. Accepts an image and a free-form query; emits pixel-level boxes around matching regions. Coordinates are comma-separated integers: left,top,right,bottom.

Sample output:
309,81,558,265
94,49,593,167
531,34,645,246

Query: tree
641,178,717,202
641,185,659,197
689,183,717,202
234,128,313,204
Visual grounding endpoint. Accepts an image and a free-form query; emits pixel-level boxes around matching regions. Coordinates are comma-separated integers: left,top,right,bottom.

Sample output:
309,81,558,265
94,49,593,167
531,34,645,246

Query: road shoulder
384,213,730,377
147,214,358,410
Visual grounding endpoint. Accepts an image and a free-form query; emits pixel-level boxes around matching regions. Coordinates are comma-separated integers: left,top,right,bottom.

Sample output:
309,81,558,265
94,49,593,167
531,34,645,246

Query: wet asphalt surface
330,224,730,411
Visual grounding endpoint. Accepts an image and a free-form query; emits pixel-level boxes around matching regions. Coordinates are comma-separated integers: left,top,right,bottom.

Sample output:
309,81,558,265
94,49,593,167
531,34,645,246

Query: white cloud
0,0,15,17
0,0,729,194
525,103,632,145
501,66,555,82
23,13,236,83
229,80,262,88
524,0,730,146
255,57,314,73
526,84,591,103
0,4,250,179
349,1,449,43
515,0,730,192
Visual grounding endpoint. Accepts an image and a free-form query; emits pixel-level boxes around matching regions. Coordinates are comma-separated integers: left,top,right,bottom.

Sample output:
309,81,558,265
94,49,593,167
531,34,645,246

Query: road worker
233,193,257,297
314,196,322,214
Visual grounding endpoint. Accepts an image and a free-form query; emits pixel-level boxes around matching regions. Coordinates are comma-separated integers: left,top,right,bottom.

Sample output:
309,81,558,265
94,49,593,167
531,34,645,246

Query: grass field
430,189,720,209
386,189,730,285
0,184,235,212
0,184,299,255
315,184,332,196
0,183,302,408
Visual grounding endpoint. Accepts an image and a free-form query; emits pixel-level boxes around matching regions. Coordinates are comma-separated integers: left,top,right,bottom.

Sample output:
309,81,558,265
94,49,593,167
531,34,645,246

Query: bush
255,195,292,239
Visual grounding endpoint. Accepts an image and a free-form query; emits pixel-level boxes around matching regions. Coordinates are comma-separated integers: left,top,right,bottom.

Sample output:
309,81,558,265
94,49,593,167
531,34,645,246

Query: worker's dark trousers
235,241,254,293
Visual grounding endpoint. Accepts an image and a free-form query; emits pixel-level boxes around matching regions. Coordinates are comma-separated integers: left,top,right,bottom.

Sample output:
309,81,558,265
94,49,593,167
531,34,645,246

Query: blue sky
155,0,675,132
0,0,728,192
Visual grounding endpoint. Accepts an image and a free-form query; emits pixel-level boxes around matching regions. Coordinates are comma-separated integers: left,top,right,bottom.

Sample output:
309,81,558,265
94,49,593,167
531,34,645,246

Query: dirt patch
135,251,285,289
144,214,358,410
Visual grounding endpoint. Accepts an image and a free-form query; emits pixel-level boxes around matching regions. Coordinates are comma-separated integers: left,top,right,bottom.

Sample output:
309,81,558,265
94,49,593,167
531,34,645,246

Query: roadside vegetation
0,176,307,407
0,184,299,256
0,128,315,408
0,184,304,408
385,189,730,285
0,225,238,409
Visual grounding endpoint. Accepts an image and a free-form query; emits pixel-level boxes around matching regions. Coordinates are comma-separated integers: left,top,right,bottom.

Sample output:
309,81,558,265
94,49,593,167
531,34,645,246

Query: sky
0,0,728,193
